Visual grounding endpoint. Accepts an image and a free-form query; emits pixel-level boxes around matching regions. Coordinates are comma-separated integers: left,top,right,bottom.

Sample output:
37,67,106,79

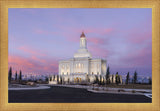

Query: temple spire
80,31,85,38
74,32,92,58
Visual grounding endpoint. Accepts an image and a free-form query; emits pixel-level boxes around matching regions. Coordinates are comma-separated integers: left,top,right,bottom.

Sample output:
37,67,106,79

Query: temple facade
58,32,107,84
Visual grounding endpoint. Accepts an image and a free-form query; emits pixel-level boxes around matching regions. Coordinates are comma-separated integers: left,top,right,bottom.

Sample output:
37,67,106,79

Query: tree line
105,66,152,85
105,66,121,85
8,67,22,84
125,71,152,85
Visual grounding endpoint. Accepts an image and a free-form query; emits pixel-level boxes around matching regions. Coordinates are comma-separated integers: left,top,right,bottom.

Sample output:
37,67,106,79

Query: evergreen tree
45,76,48,82
60,76,63,84
115,72,119,85
133,71,137,84
148,77,152,85
106,66,110,84
8,67,12,84
15,71,18,81
132,79,134,84
68,78,70,84
95,75,99,84
97,76,100,84
102,77,105,85
19,70,22,83
88,78,90,83
99,75,102,85
112,75,114,83
57,75,59,83
86,74,89,83
118,75,120,84
126,72,130,84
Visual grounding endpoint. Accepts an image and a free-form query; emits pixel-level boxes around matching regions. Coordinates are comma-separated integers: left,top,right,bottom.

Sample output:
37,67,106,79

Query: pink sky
8,8,152,77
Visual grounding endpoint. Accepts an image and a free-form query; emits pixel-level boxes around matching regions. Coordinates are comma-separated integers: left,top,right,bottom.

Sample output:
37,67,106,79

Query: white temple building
59,32,107,84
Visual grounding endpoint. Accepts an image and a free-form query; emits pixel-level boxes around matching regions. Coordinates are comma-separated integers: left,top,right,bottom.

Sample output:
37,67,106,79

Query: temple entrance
74,77,82,83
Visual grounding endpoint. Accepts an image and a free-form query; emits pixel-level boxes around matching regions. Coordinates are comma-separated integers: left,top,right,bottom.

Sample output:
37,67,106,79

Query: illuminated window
92,64,94,68
82,39,84,46
97,64,99,69
66,65,69,69
61,65,63,69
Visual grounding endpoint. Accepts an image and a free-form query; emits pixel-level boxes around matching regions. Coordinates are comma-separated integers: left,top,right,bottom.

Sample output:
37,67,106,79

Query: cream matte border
0,0,159,111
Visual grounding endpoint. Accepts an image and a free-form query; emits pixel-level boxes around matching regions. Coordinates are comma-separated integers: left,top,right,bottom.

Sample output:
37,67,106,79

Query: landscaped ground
9,86,151,103
104,84,152,89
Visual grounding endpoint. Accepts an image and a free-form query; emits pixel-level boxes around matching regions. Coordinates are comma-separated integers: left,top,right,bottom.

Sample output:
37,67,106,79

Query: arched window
62,65,64,69
66,65,68,69
91,64,94,68
66,65,69,69
97,64,99,69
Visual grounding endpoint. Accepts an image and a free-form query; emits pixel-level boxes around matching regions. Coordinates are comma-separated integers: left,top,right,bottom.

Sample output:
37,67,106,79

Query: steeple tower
74,32,92,58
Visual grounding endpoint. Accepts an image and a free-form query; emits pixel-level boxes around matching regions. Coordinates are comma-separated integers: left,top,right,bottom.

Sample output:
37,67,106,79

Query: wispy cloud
33,29,57,35
127,29,152,44
9,55,59,75
63,27,114,43
88,37,106,45
18,46,46,57
88,44,109,58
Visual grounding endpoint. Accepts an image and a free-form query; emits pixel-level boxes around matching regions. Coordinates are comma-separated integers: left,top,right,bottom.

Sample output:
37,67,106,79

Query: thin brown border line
0,0,160,111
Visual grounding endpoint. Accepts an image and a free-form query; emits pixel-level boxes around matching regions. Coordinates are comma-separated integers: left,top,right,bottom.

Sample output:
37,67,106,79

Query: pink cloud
105,28,113,33
102,28,114,34
84,29,96,33
31,56,46,63
118,45,152,68
64,28,113,43
79,28,114,35
87,37,105,44
34,29,49,35
18,46,46,57
34,29,57,35
88,45,109,58
8,55,59,75
127,29,152,44
66,34,79,42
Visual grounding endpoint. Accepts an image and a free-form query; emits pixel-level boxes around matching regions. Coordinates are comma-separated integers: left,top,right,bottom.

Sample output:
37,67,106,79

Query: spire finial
80,31,85,38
